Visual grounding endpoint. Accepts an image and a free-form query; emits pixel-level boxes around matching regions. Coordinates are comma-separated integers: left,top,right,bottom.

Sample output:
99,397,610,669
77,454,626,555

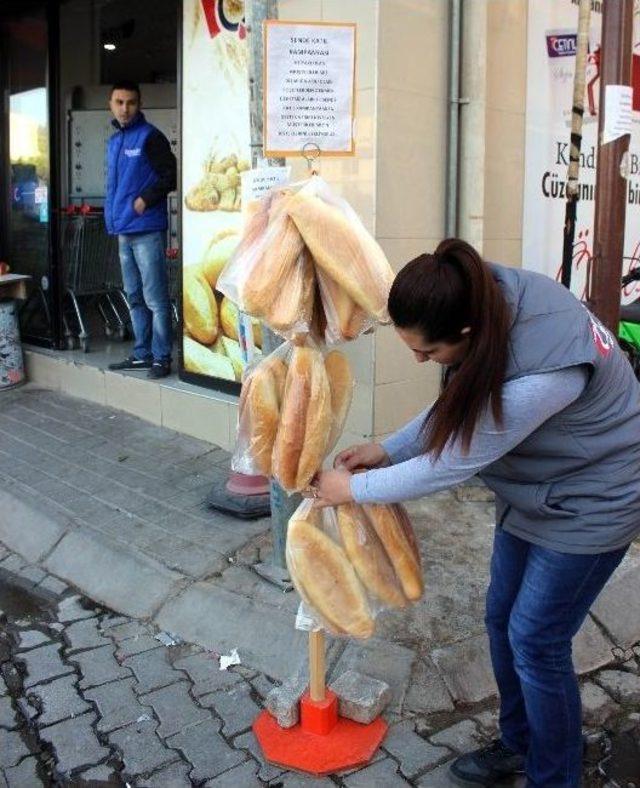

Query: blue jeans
118,231,172,363
485,527,627,787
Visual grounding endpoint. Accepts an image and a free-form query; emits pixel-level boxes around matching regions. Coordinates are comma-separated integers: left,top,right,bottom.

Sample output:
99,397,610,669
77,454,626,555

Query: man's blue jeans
118,231,172,363
485,527,627,787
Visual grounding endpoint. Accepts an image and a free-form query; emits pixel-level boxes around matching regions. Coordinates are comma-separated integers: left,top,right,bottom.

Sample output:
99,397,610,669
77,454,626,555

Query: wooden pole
309,630,326,702
561,0,592,289
589,0,634,331
245,0,301,568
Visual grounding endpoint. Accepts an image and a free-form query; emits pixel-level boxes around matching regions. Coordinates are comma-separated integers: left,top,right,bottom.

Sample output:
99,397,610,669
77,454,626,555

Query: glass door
0,1,60,346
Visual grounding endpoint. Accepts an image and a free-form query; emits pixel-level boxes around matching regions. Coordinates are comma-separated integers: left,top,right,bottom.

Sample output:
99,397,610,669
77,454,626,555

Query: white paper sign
34,186,47,204
264,21,356,156
240,165,291,204
603,84,633,144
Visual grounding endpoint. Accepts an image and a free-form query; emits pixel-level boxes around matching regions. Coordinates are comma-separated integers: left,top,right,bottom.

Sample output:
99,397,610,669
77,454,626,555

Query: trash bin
0,299,25,389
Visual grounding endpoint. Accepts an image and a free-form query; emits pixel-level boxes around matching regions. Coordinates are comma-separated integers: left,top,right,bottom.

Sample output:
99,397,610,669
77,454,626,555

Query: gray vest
479,264,640,553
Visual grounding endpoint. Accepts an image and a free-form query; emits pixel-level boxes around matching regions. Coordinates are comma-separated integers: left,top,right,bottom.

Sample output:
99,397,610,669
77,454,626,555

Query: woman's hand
310,468,354,508
333,442,390,472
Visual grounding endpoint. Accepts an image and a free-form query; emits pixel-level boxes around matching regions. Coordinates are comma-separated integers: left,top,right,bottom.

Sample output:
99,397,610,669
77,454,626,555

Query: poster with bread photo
181,0,256,388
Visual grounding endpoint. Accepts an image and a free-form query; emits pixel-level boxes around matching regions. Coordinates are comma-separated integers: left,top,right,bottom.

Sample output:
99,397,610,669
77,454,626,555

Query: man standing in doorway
105,81,176,379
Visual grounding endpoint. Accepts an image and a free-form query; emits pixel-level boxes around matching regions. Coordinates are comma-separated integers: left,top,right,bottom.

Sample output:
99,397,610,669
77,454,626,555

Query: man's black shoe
147,360,171,379
449,739,525,787
108,356,152,371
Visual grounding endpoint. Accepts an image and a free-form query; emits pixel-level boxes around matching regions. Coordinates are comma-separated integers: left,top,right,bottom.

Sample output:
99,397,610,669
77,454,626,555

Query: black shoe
147,360,171,379
449,739,525,787
108,356,152,371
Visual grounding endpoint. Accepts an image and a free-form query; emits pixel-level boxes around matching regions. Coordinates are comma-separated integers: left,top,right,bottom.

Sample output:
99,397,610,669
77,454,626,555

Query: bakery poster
264,21,356,157
522,0,640,304
181,0,260,390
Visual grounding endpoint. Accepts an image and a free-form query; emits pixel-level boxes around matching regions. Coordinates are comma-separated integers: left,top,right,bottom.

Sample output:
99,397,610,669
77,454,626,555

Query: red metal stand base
253,690,388,775
225,471,270,495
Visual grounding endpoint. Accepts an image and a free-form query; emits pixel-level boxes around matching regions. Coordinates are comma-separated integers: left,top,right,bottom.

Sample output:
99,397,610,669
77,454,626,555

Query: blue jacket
105,113,175,235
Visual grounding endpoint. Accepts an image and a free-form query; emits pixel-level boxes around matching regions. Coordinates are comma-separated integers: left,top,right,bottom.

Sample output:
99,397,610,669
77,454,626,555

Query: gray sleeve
381,407,432,464
351,366,589,504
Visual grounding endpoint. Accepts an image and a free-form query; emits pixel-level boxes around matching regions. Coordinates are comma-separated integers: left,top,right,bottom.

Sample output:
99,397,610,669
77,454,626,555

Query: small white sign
602,84,633,145
264,21,356,157
240,165,291,205
34,186,47,204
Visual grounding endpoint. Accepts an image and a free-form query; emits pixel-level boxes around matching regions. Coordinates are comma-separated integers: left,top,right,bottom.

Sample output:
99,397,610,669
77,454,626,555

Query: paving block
78,764,120,783
581,681,622,727
109,719,177,777
431,634,498,704
141,681,209,739
382,720,452,780
37,575,69,597
279,774,336,787
200,683,261,737
173,651,243,697
596,670,640,705
473,710,499,738
17,565,47,585
116,635,162,659
591,563,640,648
44,529,182,620
265,678,306,729
104,620,154,643
403,658,455,715
203,760,261,787
0,488,69,563
429,720,484,754
343,757,411,787
416,759,459,787
40,712,110,776
85,677,153,734
57,594,99,623
141,760,192,786
233,730,287,783
329,670,391,724
0,695,17,729
3,756,41,787
574,615,616,675
0,729,31,768
70,645,132,689
17,629,51,651
65,617,111,653
28,674,91,727
167,719,245,783
250,674,275,700
17,643,74,689
123,647,183,694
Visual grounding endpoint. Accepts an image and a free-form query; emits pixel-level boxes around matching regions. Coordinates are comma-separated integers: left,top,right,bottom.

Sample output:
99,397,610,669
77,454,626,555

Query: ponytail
388,238,511,457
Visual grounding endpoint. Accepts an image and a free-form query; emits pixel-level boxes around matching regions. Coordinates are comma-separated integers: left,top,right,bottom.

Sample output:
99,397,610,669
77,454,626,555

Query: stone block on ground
17,629,50,651
200,683,261,737
596,670,640,705
173,651,243,697
573,615,616,675
233,730,286,783
581,681,622,727
415,759,459,787
3,756,41,787
403,658,455,716
109,719,178,777
84,677,152,734
431,634,497,704
65,617,111,653
329,670,391,724
0,729,31,768
141,680,210,739
0,695,17,729
28,674,91,727
39,712,110,775
78,764,120,783
167,719,245,783
139,760,192,787
590,563,640,648
0,488,68,563
70,645,131,689
343,757,411,787
265,678,307,729
17,643,74,689
429,720,484,754
382,720,451,781
116,635,162,659
56,594,98,623
204,760,260,787
123,647,183,694
37,575,69,596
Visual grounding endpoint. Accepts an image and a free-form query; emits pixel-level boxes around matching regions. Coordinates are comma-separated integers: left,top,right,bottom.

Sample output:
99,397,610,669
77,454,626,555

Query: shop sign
522,0,640,303
263,21,356,157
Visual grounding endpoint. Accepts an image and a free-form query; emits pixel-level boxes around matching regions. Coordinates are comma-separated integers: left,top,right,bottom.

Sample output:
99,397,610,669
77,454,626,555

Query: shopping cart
61,206,130,352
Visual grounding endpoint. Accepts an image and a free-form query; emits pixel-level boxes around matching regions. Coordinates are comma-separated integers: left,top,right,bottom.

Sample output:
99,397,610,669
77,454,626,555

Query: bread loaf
266,248,316,334
246,356,286,476
363,504,424,601
324,351,353,452
295,349,332,489
183,270,219,345
287,192,393,321
336,504,407,608
286,509,375,638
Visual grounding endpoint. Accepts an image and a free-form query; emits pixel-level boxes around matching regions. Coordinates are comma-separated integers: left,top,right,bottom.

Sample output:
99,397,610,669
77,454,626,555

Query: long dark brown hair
388,238,511,457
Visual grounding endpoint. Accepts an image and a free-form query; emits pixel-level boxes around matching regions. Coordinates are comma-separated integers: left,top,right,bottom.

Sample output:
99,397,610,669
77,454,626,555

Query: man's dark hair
110,81,141,99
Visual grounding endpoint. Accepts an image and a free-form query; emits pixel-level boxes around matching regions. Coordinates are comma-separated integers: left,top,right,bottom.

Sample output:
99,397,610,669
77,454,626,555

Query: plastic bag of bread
231,341,354,483
286,499,424,639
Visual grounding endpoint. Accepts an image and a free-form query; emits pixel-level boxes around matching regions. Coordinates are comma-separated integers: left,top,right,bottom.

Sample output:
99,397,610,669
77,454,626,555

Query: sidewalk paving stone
78,765,119,783
0,729,31,768
204,760,261,787
581,681,622,726
37,576,69,597
17,630,51,651
140,760,191,787
415,760,458,787
109,719,179,777
39,712,110,775
595,669,640,705
17,643,74,689
429,720,484,754
403,658,454,716
343,757,411,786
382,720,451,780
29,674,91,727
56,595,98,624
123,647,184,694
65,618,111,653
431,634,497,704
173,652,243,697
69,645,131,689
167,719,245,783
590,563,640,648
200,683,261,737
116,636,162,659
141,681,210,739
3,756,41,788
233,730,287,783
102,620,154,642
0,696,17,729
85,677,153,734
